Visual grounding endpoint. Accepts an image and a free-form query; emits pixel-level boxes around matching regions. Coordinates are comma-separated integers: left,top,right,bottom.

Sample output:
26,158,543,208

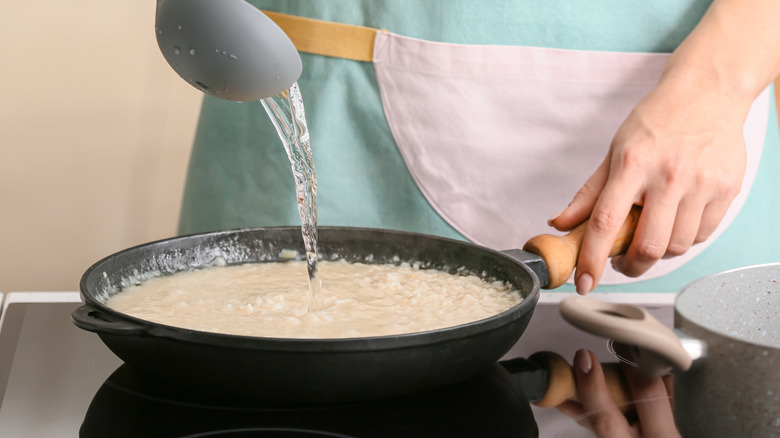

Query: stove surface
0,291,674,437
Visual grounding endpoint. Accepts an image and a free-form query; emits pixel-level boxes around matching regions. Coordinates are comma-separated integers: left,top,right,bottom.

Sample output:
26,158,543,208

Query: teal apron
178,0,780,293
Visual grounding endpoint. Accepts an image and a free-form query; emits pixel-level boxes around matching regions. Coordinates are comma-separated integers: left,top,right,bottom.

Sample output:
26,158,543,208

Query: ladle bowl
155,0,302,101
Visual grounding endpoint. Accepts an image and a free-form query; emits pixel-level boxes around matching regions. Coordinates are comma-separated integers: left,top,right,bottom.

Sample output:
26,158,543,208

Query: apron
179,1,780,292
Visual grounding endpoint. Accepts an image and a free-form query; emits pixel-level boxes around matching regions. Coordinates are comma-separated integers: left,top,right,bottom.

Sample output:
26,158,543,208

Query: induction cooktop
0,291,674,437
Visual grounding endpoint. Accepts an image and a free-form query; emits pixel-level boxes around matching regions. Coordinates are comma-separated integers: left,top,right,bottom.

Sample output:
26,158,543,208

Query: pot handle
71,304,149,336
559,296,692,376
523,205,641,289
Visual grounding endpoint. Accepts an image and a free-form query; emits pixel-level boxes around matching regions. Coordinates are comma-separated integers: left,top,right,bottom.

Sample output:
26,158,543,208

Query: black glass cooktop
81,362,537,438
0,293,675,438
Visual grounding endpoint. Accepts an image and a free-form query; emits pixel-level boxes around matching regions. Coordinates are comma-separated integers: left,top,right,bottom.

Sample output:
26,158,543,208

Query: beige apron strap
262,10,379,62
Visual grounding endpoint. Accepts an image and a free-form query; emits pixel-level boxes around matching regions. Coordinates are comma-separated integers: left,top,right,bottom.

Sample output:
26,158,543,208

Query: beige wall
0,1,202,292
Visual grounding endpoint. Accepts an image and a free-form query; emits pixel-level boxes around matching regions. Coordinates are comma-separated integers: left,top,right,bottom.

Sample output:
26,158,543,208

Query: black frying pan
72,210,639,403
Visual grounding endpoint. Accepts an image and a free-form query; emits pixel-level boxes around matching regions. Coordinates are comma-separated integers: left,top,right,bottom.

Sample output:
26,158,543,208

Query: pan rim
78,226,540,351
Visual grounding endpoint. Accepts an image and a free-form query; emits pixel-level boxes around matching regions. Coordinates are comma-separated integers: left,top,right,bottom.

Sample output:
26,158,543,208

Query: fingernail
574,349,592,374
547,209,565,226
576,273,593,295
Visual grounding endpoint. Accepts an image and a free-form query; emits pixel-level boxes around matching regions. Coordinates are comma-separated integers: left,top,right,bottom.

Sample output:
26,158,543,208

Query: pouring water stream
154,0,322,308
261,85,323,308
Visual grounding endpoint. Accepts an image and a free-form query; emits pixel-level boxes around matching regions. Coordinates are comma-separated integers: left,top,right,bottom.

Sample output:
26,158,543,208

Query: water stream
260,82,322,309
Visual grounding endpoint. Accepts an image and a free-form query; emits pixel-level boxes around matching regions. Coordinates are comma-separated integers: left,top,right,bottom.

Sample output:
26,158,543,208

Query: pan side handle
559,296,695,376
71,304,149,336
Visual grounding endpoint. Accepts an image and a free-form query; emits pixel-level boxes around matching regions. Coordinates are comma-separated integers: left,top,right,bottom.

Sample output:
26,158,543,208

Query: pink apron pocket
372,31,769,285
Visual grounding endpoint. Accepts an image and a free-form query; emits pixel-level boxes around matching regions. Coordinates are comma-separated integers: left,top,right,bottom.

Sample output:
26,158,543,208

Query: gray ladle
155,0,302,101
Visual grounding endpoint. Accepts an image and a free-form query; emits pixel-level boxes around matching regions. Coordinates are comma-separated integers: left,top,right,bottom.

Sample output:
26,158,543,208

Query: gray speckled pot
560,263,780,437
672,263,780,437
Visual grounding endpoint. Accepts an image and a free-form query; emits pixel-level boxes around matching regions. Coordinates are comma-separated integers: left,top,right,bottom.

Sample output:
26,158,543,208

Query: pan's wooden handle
523,205,641,289
529,351,634,415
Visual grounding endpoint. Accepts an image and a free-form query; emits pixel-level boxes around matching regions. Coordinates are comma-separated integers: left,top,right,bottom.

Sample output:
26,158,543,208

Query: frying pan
72,209,639,403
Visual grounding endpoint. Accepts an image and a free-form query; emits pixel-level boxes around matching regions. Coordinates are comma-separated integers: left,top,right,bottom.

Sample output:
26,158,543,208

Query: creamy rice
107,260,523,339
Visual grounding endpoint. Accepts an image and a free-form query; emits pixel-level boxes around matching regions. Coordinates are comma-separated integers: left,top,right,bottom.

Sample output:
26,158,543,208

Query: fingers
547,155,640,295
653,194,728,258
610,196,732,278
622,365,682,438
611,197,676,278
665,197,706,256
573,180,639,294
568,174,735,292
555,350,681,438
696,199,732,243
571,349,634,437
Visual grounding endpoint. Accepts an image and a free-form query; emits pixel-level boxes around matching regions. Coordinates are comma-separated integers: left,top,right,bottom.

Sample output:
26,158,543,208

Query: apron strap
262,10,380,62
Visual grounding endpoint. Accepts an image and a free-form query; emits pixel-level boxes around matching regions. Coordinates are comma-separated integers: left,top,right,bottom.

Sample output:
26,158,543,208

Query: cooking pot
560,263,780,437
71,209,638,403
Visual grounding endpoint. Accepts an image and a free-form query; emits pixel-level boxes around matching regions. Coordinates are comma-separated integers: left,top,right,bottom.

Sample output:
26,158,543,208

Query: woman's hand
555,350,680,438
550,69,749,294
549,0,780,294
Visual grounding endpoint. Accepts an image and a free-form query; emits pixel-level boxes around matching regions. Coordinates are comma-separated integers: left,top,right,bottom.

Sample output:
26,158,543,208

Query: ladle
155,0,302,101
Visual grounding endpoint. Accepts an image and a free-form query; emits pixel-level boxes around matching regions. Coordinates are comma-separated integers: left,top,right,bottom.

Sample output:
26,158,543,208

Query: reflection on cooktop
80,363,538,438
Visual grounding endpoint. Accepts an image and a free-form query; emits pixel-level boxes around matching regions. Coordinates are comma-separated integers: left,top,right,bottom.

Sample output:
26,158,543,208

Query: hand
549,0,780,294
555,349,680,438
549,69,749,294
